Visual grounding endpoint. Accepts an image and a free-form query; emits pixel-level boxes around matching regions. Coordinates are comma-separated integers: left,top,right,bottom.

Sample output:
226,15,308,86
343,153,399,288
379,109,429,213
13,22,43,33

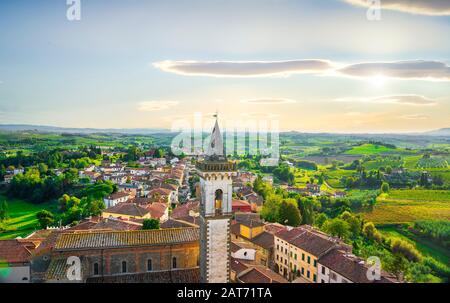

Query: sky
0,0,449,133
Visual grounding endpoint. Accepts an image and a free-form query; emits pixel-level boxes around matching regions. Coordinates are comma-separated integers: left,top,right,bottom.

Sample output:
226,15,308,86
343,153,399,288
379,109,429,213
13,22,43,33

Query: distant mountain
0,124,172,134
423,128,450,136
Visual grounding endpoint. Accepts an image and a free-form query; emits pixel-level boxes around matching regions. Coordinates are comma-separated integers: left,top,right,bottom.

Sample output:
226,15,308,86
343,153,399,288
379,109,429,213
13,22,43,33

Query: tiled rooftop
54,227,199,251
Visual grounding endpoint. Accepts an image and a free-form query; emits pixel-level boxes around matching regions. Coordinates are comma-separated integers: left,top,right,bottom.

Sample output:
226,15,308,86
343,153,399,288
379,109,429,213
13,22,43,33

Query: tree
385,254,408,281
298,197,314,225
322,218,350,239
38,163,48,175
154,148,165,158
260,194,281,222
278,199,301,226
362,222,382,242
143,218,160,230
339,211,362,237
36,210,55,229
315,213,328,228
381,182,390,193
391,239,422,262
0,200,8,221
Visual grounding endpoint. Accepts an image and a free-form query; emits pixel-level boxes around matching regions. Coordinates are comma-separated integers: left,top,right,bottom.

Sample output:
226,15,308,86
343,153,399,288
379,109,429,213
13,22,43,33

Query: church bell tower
197,115,236,283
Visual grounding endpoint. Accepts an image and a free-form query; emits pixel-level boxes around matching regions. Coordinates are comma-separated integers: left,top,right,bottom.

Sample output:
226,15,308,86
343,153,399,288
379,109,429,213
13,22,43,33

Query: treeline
8,168,78,203
36,181,116,228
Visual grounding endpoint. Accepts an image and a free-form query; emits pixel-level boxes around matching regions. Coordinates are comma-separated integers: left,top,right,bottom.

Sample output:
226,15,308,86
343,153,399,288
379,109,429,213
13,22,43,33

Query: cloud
240,98,297,105
153,60,333,77
137,101,179,112
335,94,438,106
343,0,450,16
240,112,280,119
401,114,429,120
154,59,450,81
337,60,450,81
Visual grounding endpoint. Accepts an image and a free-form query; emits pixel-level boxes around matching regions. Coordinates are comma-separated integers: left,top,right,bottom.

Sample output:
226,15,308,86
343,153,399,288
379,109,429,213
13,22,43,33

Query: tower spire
206,113,224,159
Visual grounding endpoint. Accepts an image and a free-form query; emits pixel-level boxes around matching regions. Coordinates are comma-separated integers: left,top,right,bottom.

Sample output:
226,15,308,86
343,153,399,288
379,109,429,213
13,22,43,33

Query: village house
0,239,37,283
232,199,252,213
231,219,275,268
146,202,169,223
274,225,351,282
102,203,151,220
236,265,288,283
79,170,101,182
103,191,130,208
231,242,256,261
318,249,397,283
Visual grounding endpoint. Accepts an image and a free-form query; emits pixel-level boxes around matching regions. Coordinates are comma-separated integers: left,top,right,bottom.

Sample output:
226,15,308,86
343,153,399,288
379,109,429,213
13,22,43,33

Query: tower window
214,189,223,215
172,257,177,269
93,263,99,276
121,261,127,273
147,259,152,271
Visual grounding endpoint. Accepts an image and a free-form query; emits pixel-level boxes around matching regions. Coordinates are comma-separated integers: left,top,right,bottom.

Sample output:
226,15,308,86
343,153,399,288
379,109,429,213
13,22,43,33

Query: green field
387,189,450,202
378,225,449,265
362,158,404,170
362,190,450,224
0,195,56,240
345,144,394,155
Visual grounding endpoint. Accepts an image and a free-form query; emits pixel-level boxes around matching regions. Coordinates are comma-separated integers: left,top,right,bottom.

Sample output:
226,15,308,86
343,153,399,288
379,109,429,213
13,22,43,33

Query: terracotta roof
235,213,261,223
264,223,287,235
232,199,251,207
92,218,142,230
238,266,287,283
231,241,254,252
230,257,249,274
54,228,199,251
160,219,197,229
250,232,274,250
319,250,396,283
45,258,76,281
130,197,153,205
103,203,150,217
0,240,34,263
146,202,168,219
67,221,98,231
148,187,172,196
171,201,199,219
87,268,200,283
275,225,341,256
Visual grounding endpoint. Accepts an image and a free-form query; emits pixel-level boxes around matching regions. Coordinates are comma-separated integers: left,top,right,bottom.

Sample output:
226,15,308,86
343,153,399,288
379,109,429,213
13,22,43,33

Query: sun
370,74,387,87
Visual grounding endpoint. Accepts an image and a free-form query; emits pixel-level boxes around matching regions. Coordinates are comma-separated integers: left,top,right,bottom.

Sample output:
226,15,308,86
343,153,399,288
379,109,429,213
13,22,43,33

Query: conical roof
206,117,224,159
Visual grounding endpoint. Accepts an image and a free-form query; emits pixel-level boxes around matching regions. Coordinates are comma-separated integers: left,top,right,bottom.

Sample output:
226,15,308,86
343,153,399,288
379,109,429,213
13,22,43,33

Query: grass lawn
361,190,450,224
0,195,56,240
345,143,394,155
378,225,449,265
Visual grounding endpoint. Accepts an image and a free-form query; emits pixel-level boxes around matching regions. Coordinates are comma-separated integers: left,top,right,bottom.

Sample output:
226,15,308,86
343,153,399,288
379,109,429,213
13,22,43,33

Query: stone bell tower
197,115,236,283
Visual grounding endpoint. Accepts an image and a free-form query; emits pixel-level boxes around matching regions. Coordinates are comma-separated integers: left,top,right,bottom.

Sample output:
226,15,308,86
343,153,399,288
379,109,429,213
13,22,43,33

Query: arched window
147,259,152,271
172,257,177,269
121,261,127,273
93,263,99,275
214,189,223,215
